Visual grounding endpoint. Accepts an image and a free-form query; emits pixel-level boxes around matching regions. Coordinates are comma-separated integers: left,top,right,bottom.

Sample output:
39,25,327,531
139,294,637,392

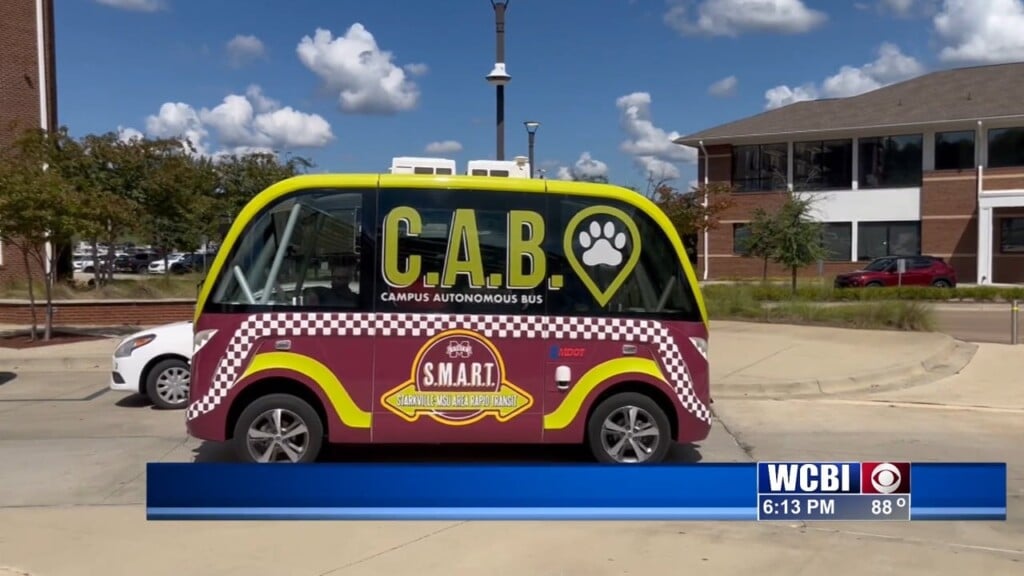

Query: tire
932,279,951,288
865,281,883,287
586,392,673,464
145,358,191,410
232,393,324,463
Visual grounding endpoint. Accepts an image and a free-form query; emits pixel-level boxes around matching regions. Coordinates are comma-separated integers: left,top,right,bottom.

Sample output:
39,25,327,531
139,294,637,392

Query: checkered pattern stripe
185,313,711,424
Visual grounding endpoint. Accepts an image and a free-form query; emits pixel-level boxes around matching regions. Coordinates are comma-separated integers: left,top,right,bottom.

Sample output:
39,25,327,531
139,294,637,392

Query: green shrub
701,281,1022,304
708,297,936,332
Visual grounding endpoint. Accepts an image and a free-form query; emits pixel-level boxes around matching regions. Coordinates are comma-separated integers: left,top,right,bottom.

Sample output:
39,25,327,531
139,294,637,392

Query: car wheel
232,394,324,464
932,279,951,288
586,392,672,464
865,281,883,287
145,358,191,410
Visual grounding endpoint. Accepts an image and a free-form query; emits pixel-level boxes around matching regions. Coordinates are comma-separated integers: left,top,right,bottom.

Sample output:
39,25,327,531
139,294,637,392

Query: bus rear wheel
232,393,324,463
586,392,672,464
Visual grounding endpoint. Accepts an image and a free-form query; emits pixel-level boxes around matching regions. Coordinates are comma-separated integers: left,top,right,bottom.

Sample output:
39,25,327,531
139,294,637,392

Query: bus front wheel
586,392,672,464
232,393,324,463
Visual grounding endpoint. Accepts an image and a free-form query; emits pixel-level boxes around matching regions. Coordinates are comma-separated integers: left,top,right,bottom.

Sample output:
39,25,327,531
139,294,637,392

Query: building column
787,141,794,192
977,205,993,285
850,221,859,262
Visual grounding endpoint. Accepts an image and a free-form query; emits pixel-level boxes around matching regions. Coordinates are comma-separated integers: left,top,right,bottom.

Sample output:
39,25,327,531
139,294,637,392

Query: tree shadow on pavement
190,440,704,464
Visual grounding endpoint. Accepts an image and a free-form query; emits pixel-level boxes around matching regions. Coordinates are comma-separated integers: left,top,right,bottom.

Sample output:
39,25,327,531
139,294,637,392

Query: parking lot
0,329,1021,575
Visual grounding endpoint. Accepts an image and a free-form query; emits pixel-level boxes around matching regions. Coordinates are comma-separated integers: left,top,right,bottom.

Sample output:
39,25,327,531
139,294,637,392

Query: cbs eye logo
862,462,910,494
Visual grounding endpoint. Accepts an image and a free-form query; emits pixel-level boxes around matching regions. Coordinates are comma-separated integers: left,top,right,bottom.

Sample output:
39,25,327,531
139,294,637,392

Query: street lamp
524,120,540,178
486,0,511,160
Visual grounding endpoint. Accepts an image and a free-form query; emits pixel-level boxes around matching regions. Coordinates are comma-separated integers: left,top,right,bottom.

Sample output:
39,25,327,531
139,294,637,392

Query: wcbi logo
758,461,911,494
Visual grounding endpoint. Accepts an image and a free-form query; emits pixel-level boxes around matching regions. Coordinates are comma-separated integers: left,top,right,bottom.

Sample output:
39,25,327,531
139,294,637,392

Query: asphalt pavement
933,306,1020,345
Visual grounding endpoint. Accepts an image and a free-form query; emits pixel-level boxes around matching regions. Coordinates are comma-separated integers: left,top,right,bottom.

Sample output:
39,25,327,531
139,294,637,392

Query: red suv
833,256,957,288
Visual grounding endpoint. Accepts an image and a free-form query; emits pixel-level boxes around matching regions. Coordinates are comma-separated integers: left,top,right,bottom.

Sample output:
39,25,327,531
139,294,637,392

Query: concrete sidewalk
709,321,978,398
0,320,981,397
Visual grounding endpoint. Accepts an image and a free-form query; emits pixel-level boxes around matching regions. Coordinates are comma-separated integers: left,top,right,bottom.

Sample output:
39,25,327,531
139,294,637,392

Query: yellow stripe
239,351,372,429
543,358,668,430
195,174,708,329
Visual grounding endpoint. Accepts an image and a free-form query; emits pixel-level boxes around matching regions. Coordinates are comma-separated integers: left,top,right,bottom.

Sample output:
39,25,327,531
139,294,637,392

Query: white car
148,253,186,274
109,321,194,409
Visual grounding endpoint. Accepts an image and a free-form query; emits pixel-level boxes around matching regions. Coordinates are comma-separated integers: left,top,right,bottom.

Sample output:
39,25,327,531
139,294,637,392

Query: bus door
370,186,549,444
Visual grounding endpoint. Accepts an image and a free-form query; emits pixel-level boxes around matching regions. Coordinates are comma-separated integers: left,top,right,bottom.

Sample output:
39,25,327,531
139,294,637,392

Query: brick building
0,0,61,284
675,62,1024,285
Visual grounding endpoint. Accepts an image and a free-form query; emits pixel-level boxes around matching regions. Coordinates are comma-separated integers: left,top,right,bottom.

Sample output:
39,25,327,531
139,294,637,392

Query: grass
701,281,1024,303
0,274,204,300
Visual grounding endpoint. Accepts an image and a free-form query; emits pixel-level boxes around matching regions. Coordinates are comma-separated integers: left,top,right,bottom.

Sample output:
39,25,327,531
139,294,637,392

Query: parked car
109,321,193,409
148,253,187,274
170,252,212,274
833,255,957,288
113,252,162,273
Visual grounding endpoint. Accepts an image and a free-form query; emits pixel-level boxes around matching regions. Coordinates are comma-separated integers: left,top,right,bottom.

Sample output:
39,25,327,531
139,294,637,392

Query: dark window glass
857,221,921,260
207,189,372,313
471,169,488,176
490,170,510,177
732,223,750,255
988,127,1024,168
413,166,434,174
732,143,788,192
375,188,548,315
794,140,853,190
858,135,923,188
436,167,453,175
935,131,975,170
1001,218,1024,253
821,222,852,261
547,196,701,322
909,256,933,269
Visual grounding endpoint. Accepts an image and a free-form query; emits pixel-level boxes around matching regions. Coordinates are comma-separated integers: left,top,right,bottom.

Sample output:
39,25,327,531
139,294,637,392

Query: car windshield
864,258,894,272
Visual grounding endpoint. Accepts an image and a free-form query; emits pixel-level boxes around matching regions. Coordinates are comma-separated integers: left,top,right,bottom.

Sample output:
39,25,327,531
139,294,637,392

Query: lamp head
524,120,540,134
486,63,511,86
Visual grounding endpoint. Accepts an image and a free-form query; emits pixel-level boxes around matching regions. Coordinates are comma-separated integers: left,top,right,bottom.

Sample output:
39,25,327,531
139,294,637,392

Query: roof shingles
676,62,1024,145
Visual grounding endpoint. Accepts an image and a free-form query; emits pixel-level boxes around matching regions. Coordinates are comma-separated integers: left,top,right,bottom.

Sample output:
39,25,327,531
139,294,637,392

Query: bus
185,172,711,464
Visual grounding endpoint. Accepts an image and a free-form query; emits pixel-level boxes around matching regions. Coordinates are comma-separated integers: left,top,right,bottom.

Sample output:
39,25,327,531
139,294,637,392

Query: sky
54,0,1024,190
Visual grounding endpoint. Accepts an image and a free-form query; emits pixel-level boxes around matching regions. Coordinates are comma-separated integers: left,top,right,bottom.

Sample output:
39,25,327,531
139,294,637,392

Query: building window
793,140,852,190
857,221,921,260
988,127,1024,168
934,131,976,170
822,222,852,261
732,143,788,192
732,223,751,255
858,134,923,188
1001,218,1024,253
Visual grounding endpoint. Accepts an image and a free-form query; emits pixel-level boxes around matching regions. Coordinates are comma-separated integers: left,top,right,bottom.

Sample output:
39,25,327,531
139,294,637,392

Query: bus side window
547,196,700,322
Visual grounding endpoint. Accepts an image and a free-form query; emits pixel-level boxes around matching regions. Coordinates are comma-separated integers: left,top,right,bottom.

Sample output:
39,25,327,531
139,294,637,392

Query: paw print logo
579,220,628,267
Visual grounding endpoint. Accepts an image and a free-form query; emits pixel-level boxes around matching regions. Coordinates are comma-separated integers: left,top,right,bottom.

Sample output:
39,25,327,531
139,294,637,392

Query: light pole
486,0,511,160
524,120,539,178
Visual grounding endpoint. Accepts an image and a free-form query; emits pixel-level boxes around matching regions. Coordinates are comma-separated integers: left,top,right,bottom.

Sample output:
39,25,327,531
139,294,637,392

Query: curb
713,336,979,399
0,355,112,372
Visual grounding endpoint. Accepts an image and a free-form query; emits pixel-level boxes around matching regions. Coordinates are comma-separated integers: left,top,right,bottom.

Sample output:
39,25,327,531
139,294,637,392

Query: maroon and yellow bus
185,173,711,464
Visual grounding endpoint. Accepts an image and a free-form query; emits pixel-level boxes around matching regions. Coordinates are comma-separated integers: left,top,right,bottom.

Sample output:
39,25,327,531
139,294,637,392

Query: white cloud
556,152,609,181
404,63,429,76
424,140,463,154
933,0,1024,64
226,34,266,67
616,92,697,181
877,0,941,16
708,75,738,97
297,25,422,115
116,126,144,143
95,0,165,11
763,42,925,109
664,0,827,36
136,85,333,157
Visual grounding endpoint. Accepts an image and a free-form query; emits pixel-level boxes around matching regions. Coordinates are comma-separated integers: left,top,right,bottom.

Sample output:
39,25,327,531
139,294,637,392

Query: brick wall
0,243,47,285
0,300,195,326
0,0,42,151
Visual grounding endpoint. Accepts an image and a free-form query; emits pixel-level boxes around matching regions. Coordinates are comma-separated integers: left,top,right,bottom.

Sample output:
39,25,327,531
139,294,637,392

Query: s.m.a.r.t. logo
381,329,533,425
563,206,642,307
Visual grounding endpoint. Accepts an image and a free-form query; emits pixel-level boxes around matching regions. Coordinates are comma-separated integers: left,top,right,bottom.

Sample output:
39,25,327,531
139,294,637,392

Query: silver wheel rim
600,405,661,463
246,408,310,463
155,366,189,405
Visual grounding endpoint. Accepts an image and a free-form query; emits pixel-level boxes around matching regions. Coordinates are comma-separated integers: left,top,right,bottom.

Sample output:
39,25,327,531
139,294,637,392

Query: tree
738,207,778,281
768,195,826,293
648,180,736,239
0,128,87,340
210,152,313,241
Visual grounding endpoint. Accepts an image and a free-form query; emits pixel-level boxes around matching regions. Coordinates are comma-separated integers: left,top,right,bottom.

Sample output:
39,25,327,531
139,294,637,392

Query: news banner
145,461,1007,521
